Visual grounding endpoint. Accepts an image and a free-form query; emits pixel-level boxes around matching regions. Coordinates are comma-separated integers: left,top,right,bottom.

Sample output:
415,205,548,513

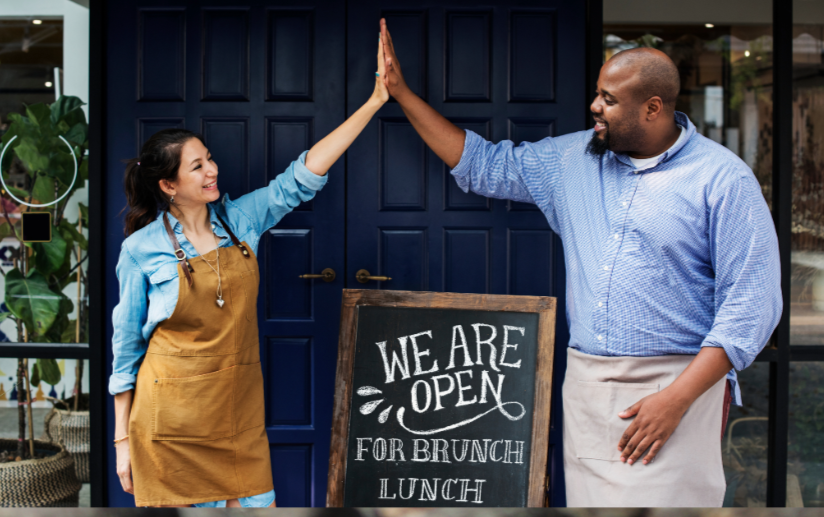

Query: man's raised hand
380,18,409,99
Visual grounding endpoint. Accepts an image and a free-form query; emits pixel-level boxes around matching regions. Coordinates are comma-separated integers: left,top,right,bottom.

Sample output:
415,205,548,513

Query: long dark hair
123,128,204,236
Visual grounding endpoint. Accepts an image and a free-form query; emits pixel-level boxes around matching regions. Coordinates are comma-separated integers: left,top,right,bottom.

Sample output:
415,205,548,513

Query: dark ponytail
123,128,204,236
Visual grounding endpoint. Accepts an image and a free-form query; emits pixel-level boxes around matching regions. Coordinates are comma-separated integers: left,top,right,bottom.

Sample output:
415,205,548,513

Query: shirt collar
610,111,696,170
165,204,228,239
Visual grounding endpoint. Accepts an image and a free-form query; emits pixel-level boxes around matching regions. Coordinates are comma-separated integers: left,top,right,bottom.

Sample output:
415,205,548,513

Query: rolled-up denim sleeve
701,175,782,372
450,130,562,207
230,150,328,238
109,244,150,395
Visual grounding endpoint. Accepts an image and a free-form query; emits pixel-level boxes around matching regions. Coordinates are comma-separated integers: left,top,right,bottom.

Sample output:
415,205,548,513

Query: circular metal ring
0,134,79,208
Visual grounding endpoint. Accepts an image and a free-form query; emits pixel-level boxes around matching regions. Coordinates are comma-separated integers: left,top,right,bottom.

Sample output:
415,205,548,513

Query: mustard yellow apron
129,216,273,507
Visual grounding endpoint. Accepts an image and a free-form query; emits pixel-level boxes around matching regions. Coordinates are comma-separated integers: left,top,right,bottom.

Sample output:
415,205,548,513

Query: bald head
606,48,680,112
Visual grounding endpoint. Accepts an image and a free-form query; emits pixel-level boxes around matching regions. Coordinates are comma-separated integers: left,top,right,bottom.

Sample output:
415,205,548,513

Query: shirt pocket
151,366,235,441
571,380,660,461
148,264,181,320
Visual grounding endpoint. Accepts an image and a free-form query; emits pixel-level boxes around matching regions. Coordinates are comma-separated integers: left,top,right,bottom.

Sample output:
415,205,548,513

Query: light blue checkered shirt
450,112,782,405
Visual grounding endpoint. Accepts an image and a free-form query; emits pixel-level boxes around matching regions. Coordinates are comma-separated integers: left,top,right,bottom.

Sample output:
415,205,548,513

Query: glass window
722,363,769,507
789,362,824,507
790,4,824,346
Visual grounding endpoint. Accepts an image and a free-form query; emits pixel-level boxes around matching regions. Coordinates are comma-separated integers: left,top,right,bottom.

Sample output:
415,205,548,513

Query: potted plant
0,95,89,506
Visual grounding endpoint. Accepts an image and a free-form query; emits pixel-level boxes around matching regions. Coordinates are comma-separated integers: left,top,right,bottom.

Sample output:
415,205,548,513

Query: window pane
0,15,89,346
790,3,824,346
604,1,773,205
789,362,824,507
723,362,769,507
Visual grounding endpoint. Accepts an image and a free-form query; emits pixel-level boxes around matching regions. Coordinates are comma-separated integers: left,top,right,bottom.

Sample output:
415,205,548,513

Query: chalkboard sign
327,290,556,507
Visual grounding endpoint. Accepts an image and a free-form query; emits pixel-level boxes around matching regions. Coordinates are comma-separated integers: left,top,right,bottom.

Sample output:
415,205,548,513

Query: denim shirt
109,151,327,395
450,112,782,405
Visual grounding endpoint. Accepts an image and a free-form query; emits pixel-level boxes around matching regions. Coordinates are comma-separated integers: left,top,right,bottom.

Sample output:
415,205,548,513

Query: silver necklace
198,232,224,308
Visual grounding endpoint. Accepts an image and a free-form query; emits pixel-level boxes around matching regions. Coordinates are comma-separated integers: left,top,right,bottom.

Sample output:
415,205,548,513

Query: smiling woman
108,35,389,509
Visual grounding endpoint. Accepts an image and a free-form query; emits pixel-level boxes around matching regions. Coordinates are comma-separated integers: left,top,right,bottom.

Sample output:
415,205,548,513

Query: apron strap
162,212,194,287
213,212,251,259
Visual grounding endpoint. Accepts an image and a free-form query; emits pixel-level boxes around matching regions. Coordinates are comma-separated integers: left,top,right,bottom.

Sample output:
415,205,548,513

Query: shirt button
597,335,603,341
603,266,609,271
598,302,603,307
614,234,619,239
622,202,627,207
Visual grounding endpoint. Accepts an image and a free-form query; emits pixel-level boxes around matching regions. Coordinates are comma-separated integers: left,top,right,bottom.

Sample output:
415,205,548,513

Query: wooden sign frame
326,289,557,507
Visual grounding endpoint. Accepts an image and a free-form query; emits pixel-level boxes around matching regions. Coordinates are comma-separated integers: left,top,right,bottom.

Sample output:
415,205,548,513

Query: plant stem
22,359,35,457
16,359,25,459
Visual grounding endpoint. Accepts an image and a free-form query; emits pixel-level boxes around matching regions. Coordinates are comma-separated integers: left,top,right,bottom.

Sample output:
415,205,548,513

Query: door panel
105,0,344,507
346,0,583,505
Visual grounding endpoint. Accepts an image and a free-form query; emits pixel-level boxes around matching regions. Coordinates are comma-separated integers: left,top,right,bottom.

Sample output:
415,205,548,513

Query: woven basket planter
0,439,80,507
42,403,90,483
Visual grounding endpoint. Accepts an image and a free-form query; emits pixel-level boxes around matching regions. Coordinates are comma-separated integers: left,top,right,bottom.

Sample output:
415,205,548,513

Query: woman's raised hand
372,33,389,105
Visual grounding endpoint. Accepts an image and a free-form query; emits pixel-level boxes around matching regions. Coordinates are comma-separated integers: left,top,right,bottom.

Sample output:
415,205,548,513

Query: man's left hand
617,389,691,465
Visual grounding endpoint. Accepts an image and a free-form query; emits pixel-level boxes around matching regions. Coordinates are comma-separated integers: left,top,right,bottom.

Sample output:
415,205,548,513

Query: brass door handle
299,268,336,283
356,269,391,284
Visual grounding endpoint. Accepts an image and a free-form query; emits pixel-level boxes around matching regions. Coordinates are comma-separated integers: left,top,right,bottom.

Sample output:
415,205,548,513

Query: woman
110,39,388,507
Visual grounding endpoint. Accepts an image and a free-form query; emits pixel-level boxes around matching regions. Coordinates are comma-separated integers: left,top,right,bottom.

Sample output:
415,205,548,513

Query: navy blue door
105,0,584,507
346,0,583,505
104,0,345,507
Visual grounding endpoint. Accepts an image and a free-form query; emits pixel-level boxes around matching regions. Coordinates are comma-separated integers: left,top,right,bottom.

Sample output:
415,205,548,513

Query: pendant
216,297,225,308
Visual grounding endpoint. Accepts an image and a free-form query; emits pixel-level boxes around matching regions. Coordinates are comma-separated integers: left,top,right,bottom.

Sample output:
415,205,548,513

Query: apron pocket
572,380,659,461
152,366,236,441
236,270,259,322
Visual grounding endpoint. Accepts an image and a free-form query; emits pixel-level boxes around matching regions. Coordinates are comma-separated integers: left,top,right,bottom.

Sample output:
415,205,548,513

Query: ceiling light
32,19,42,25
745,50,750,57
705,23,714,28
45,81,52,87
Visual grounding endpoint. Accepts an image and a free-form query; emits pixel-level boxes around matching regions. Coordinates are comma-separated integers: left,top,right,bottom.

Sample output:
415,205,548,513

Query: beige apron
129,215,273,507
563,347,726,507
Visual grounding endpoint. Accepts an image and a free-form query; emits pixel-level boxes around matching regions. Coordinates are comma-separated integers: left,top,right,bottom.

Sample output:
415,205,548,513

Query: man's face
587,63,646,157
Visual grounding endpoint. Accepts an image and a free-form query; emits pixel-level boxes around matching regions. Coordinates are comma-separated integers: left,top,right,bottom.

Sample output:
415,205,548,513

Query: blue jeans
192,489,275,508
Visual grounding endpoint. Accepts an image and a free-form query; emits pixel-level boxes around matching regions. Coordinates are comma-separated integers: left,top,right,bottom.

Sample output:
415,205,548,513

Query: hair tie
137,161,141,165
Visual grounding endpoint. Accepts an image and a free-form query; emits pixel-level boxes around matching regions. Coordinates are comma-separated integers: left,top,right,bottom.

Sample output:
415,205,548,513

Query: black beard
586,130,610,157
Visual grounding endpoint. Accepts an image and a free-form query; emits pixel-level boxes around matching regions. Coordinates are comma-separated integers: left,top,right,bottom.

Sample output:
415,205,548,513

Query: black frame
0,0,107,507
588,0,800,508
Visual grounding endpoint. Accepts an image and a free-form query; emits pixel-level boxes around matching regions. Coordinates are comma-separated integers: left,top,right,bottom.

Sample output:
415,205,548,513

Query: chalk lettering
398,478,418,500
412,439,431,462
373,437,387,461
454,369,477,406
490,439,504,462
458,478,486,503
451,439,470,462
479,370,504,405
432,374,455,411
447,325,473,369
469,439,491,463
441,479,457,500
388,438,405,462
379,478,396,499
431,438,451,463
472,323,500,371
419,478,440,501
411,379,432,413
355,438,372,461
503,440,525,464
500,326,524,368
410,330,439,376
376,339,411,383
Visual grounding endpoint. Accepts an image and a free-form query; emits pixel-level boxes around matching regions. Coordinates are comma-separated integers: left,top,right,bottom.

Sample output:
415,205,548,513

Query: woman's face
165,137,220,207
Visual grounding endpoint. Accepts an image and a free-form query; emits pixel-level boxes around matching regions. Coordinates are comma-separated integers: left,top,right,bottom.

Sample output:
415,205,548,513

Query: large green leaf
30,361,40,387
36,358,61,385
25,104,51,128
49,96,85,125
13,137,49,174
63,123,87,147
33,230,68,275
31,175,56,205
59,219,87,250
5,269,66,336
78,203,88,227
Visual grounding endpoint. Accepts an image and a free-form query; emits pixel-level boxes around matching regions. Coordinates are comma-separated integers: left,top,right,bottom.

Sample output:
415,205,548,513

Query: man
379,19,782,507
